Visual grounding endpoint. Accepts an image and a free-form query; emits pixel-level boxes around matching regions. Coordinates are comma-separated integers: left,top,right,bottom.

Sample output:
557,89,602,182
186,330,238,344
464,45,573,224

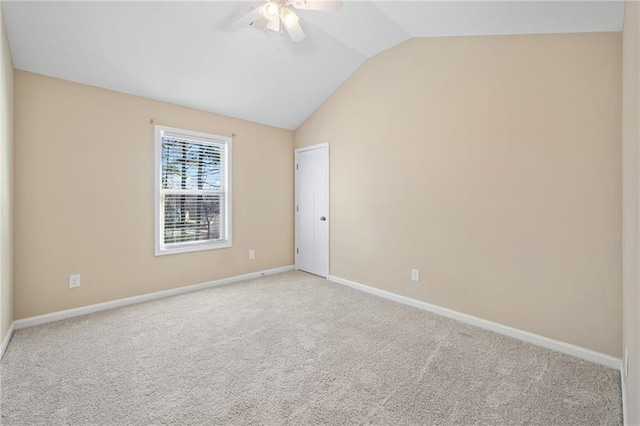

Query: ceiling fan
235,0,343,42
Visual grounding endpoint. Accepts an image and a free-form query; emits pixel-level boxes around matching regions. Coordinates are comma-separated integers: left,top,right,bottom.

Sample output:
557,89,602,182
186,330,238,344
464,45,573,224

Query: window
155,126,232,255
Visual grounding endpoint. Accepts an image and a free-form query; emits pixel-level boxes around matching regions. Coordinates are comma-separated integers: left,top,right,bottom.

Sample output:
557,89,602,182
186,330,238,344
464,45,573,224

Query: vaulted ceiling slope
3,1,624,130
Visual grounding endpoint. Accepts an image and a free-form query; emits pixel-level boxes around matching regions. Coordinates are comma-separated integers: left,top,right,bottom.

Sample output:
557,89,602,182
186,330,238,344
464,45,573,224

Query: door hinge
296,248,299,254
296,163,299,170
296,205,299,212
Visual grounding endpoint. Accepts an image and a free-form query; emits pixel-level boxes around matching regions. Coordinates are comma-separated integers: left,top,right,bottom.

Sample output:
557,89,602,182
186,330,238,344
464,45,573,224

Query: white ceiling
2,1,624,130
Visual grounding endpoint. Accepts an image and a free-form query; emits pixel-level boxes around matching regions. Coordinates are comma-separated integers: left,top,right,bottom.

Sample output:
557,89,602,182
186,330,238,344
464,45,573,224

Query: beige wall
0,5,14,344
623,1,640,423
296,33,622,357
14,71,294,319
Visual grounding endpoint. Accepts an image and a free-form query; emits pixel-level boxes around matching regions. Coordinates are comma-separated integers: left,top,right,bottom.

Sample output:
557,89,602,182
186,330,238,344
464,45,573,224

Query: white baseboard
621,361,628,426
0,321,15,360
328,275,621,370
14,265,294,330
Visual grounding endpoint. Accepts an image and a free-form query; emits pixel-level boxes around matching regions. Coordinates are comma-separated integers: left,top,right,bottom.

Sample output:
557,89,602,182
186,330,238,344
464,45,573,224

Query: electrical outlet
411,269,420,282
69,274,81,289
625,347,629,377
249,250,255,260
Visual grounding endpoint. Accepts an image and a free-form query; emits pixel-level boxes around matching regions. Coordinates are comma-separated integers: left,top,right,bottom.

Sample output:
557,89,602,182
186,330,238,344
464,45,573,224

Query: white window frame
154,125,232,256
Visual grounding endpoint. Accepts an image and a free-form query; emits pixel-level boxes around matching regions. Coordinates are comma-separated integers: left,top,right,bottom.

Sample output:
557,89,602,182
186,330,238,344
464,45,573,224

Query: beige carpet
1,271,621,425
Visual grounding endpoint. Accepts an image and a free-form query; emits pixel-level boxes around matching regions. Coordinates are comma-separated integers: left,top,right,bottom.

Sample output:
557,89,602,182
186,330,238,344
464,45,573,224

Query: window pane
162,138,224,190
163,193,225,245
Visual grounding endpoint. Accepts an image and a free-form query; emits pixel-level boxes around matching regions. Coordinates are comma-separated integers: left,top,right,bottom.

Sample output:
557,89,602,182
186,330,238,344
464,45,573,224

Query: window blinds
160,136,227,247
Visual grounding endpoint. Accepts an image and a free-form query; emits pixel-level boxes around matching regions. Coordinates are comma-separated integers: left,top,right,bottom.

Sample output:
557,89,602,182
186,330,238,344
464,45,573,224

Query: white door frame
295,142,330,277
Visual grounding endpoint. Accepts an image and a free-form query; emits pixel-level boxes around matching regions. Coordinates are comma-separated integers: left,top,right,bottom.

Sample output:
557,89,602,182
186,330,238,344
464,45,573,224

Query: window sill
155,240,232,256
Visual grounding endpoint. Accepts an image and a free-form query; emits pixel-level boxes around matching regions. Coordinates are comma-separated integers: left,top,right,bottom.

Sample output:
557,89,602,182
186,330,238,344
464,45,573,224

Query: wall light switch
249,250,255,260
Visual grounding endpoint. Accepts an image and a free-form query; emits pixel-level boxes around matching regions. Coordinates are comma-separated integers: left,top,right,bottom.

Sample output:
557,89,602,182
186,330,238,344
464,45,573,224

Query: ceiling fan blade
267,16,281,32
251,16,269,32
233,6,265,27
284,22,306,42
290,0,342,11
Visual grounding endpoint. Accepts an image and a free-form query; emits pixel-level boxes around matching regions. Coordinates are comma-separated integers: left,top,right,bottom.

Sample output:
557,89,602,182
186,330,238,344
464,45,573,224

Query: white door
295,143,329,277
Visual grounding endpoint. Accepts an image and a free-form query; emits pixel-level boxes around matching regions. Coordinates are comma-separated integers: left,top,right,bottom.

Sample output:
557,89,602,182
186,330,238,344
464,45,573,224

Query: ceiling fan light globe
263,2,280,20
281,7,299,28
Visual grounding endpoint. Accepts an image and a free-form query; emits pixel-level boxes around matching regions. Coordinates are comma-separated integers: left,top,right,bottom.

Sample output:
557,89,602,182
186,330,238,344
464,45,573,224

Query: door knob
320,216,326,221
